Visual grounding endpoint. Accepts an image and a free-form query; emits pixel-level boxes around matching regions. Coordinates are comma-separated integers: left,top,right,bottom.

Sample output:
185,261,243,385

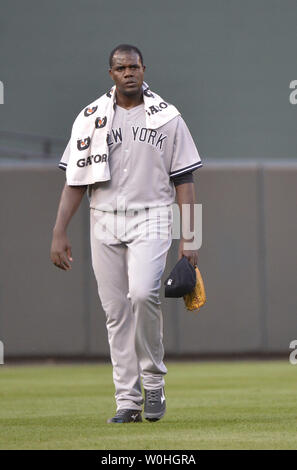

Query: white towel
63,81,180,186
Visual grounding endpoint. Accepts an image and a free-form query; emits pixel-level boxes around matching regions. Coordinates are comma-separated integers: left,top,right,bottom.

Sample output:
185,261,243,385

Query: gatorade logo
84,106,98,116
77,137,91,151
95,116,107,129
143,87,154,98
77,154,107,167
146,101,168,116
106,88,114,98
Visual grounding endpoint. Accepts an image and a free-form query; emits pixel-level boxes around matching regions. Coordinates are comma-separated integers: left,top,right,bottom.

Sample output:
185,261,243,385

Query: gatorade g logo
84,106,98,116
106,88,114,98
77,137,91,151
95,116,107,128
143,87,154,98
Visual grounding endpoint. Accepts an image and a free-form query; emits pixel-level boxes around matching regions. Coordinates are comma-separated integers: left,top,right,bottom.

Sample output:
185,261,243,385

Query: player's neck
115,90,144,110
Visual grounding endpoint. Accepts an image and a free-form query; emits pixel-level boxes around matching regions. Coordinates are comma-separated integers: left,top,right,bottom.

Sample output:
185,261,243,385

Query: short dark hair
109,44,144,68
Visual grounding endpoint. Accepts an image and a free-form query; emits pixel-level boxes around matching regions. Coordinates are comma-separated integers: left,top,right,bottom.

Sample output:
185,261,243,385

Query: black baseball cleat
107,409,142,423
144,387,166,422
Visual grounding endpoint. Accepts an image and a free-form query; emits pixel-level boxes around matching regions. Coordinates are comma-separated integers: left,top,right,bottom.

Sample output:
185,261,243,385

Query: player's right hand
50,231,73,271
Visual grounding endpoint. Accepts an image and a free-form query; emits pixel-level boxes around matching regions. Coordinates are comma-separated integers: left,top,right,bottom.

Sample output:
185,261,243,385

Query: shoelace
146,389,161,403
115,409,131,417
115,409,139,418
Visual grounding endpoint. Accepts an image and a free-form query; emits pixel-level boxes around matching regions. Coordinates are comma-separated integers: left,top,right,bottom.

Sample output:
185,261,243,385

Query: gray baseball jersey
59,103,202,211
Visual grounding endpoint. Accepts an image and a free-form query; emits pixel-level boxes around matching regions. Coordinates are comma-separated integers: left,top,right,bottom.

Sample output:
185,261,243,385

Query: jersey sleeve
58,139,70,171
171,171,193,186
169,116,202,178
58,139,88,190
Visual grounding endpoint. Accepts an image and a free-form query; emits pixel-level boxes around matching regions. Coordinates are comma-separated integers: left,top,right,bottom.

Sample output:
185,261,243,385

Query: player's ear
142,65,146,72
109,68,114,81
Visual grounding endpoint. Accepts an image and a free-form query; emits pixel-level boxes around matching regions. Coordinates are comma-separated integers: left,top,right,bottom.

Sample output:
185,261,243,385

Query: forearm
175,182,196,240
53,183,87,234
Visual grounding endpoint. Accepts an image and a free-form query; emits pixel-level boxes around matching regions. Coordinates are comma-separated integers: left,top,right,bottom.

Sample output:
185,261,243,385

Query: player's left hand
178,238,198,266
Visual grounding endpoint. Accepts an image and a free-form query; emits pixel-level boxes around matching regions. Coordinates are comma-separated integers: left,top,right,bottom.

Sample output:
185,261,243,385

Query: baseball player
50,44,202,423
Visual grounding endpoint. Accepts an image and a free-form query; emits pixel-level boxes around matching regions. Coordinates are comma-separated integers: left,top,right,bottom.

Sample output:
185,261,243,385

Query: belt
92,205,172,216
113,208,149,216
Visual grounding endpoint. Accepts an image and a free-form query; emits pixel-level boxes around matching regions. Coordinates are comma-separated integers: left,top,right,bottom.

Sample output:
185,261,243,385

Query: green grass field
0,360,296,450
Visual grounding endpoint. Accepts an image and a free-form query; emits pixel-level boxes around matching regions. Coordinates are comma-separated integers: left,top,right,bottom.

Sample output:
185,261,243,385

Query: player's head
109,44,145,97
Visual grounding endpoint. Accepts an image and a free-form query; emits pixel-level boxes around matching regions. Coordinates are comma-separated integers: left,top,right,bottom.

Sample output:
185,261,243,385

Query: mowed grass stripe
0,361,296,449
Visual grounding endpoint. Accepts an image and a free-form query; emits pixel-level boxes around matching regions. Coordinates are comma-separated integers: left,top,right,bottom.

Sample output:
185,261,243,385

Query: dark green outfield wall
0,0,297,159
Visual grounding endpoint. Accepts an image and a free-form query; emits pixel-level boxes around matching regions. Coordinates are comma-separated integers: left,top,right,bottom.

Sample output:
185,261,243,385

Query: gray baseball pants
90,205,173,411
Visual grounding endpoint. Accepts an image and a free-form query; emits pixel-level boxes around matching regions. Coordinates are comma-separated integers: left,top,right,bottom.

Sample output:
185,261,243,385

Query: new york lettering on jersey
107,126,167,151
